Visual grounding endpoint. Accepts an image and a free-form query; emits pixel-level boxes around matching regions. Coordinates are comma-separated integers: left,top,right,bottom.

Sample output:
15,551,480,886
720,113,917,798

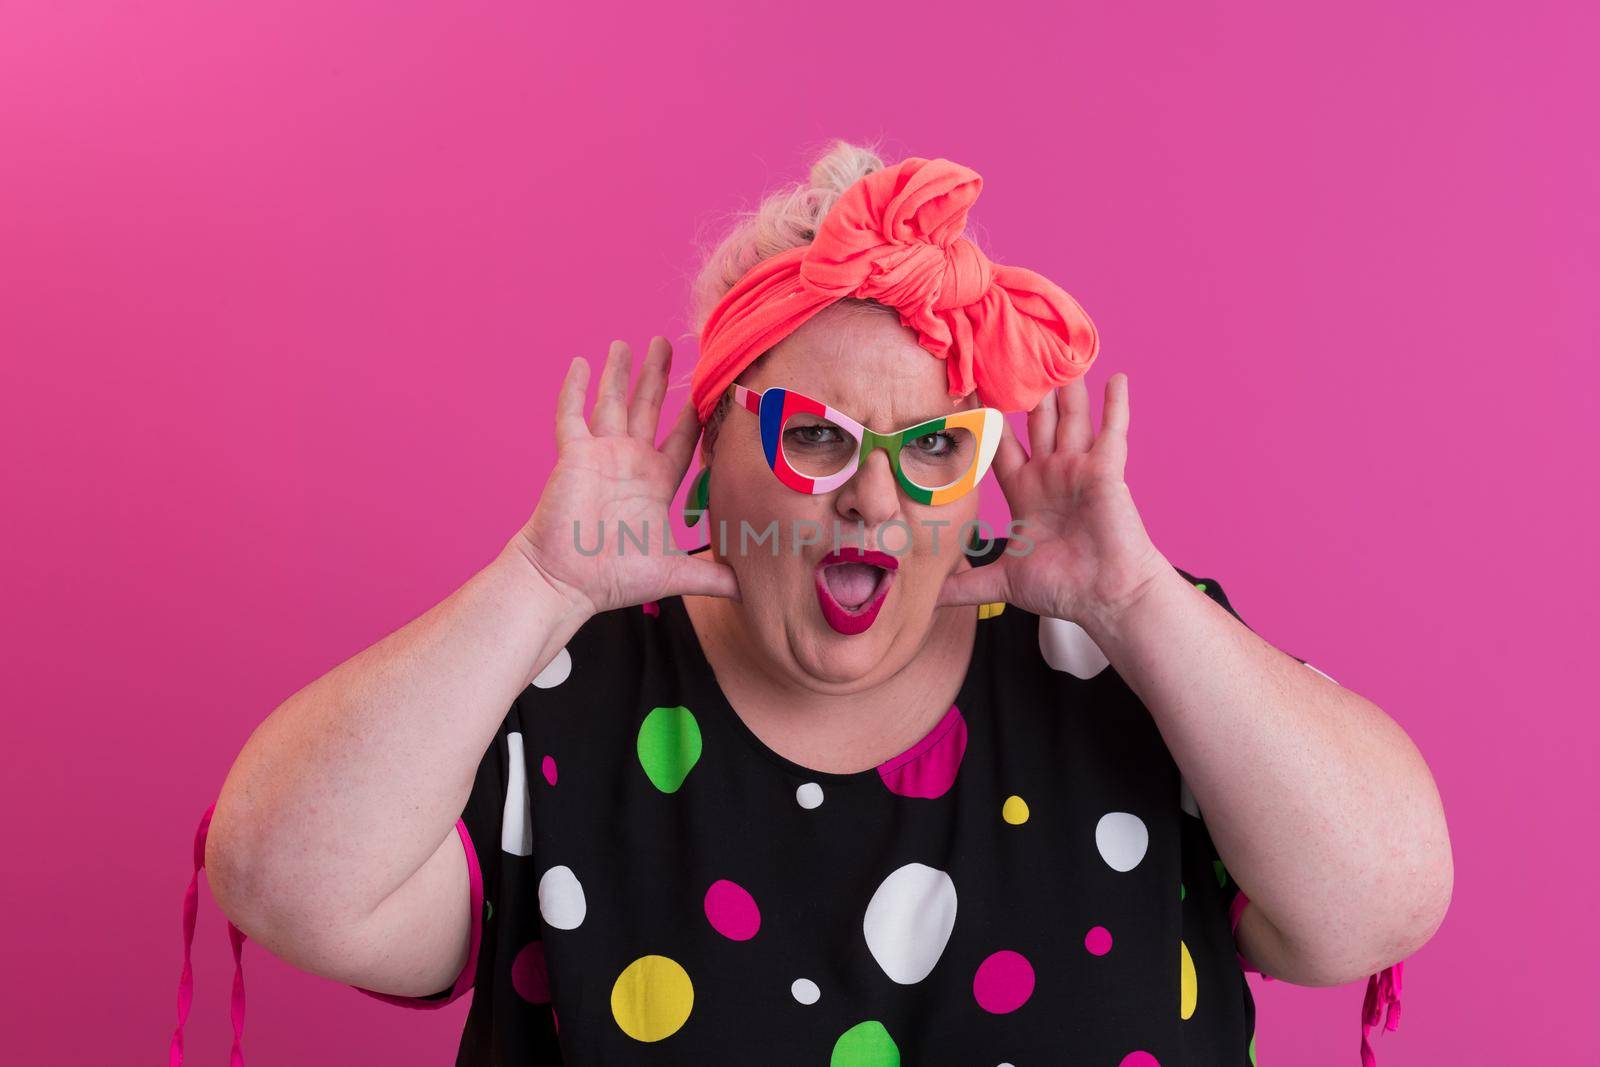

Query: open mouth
814,548,898,635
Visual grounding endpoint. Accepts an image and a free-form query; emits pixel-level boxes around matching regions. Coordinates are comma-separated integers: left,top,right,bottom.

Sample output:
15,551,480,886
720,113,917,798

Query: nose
833,448,902,530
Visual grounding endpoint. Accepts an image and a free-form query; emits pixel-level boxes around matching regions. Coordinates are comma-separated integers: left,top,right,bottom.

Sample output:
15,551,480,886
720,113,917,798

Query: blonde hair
685,137,902,458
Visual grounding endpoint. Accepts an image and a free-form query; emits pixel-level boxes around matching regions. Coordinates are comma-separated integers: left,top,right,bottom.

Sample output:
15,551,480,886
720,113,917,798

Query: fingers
1056,374,1093,453
992,417,1028,489
590,339,632,436
1095,372,1130,470
659,400,702,476
555,357,593,447
628,336,672,440
1026,387,1058,458
667,555,741,601
937,560,1008,608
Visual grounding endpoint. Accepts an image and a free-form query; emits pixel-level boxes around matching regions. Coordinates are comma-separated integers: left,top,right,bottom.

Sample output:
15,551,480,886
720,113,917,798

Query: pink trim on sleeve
1228,888,1275,981
353,817,484,1009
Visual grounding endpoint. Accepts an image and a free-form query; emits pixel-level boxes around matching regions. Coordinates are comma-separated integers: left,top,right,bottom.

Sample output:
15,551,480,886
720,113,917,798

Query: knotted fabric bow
690,156,1100,423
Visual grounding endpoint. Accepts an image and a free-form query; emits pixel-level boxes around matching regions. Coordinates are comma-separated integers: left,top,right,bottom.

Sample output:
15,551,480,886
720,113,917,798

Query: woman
177,142,1450,1065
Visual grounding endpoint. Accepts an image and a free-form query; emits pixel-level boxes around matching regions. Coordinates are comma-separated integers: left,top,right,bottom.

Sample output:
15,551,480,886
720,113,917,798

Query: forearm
206,544,589,941
1084,560,1453,983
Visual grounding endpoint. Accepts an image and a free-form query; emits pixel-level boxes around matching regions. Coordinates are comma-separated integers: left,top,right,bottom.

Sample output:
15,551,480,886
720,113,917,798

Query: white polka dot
791,978,820,1005
1304,660,1339,684
1095,811,1149,872
532,647,572,688
538,865,587,929
796,782,824,809
501,732,533,856
863,862,958,984
1038,616,1109,679
1179,775,1200,819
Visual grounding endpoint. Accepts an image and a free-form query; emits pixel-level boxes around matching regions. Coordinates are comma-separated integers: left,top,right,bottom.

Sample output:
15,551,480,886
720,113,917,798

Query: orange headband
690,156,1100,423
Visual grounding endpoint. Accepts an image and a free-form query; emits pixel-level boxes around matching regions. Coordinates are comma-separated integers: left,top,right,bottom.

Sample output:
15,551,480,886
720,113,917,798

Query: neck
682,593,977,775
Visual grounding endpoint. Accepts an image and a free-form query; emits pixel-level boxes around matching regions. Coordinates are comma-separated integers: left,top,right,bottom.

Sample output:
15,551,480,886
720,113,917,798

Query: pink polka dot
541,754,557,786
1119,1053,1160,1067
1085,925,1113,956
972,949,1035,1014
642,600,660,617
704,878,761,940
551,1005,559,1034
511,941,550,1003
877,704,967,799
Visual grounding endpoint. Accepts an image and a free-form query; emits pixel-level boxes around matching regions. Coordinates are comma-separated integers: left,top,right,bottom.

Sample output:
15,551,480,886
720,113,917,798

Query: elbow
1275,836,1454,988
202,797,362,976
1386,838,1454,963
203,797,269,941
204,794,311,947
1341,826,1454,983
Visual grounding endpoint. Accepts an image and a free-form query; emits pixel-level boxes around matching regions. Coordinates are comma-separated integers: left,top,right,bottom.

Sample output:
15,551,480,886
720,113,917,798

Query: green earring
683,466,711,528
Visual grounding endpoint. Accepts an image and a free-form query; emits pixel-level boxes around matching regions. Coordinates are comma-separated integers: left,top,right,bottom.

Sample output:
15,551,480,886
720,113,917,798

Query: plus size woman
177,140,1450,1066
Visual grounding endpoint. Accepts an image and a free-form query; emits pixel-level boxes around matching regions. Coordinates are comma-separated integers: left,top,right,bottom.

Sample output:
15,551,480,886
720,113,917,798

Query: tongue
823,563,882,609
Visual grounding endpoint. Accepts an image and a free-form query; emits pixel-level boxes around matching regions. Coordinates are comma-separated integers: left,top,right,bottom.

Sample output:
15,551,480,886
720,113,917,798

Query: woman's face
705,302,985,691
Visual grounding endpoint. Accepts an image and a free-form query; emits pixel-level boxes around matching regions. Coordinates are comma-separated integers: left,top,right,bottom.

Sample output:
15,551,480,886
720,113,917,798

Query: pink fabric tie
690,156,1099,422
170,802,247,1066
1361,961,1405,1067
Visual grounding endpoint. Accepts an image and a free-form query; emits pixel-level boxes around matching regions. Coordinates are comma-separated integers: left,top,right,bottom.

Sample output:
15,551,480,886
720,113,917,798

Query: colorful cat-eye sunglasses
728,384,1004,506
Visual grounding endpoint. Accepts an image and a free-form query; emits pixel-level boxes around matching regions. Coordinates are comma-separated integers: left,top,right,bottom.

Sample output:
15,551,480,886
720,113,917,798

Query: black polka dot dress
352,546,1281,1065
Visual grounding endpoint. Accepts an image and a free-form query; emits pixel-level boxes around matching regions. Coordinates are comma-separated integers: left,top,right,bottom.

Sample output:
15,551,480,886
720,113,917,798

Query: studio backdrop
1,1,1594,1063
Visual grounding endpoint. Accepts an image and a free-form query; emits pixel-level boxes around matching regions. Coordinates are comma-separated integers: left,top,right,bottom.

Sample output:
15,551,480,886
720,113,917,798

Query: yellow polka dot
1002,795,1029,825
977,601,1007,619
611,955,693,1042
1180,940,1197,1020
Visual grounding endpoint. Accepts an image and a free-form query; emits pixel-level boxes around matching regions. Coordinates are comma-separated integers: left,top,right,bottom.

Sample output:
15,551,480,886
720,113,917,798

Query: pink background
2,1,1594,1063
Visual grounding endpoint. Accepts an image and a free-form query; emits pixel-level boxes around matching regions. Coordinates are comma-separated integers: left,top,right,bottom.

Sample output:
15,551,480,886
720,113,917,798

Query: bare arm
203,337,738,998
205,547,588,996
1086,563,1454,986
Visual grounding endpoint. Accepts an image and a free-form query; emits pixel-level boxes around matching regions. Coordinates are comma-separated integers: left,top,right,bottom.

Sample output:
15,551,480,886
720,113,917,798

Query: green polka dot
1214,859,1228,888
1194,581,1208,592
1249,1031,1258,1065
831,1020,899,1067
485,900,494,922
1180,882,1186,901
637,705,703,793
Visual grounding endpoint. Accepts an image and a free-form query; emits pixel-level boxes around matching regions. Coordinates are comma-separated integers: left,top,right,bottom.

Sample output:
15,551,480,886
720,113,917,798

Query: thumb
938,559,1009,608
662,554,742,601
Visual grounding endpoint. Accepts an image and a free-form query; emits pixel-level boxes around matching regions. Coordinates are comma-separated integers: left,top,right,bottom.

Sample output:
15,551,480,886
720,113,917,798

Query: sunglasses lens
779,413,858,479
899,425,979,490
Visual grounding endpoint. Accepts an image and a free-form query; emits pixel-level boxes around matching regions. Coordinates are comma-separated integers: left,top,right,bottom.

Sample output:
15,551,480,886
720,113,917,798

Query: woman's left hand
938,372,1172,631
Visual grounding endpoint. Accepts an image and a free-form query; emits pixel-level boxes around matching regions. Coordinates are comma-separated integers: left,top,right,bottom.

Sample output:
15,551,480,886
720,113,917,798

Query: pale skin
204,313,1450,1005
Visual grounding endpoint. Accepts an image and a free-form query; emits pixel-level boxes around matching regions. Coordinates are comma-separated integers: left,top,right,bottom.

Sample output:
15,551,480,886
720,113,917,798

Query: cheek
903,498,982,564
709,461,829,587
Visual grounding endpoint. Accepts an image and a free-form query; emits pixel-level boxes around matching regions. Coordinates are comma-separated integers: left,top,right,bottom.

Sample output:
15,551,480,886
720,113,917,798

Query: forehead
742,302,975,424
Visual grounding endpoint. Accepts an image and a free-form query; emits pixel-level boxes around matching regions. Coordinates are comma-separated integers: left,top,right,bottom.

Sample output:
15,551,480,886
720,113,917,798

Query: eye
785,424,846,447
911,431,956,456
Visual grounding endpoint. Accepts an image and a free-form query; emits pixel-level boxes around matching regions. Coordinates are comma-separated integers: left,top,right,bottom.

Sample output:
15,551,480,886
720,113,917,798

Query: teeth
823,563,883,609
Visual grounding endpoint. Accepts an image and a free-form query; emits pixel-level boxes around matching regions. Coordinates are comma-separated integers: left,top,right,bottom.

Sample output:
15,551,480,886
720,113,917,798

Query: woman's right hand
505,335,739,617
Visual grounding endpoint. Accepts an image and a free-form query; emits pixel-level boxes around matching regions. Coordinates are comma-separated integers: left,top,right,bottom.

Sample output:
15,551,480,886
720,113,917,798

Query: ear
683,465,712,528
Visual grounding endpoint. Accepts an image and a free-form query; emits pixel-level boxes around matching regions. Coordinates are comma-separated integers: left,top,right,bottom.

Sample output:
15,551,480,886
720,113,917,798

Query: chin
787,620,886,682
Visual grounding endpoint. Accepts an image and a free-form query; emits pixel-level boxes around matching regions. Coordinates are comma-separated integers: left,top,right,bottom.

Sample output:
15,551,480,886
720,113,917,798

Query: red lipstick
814,548,898,635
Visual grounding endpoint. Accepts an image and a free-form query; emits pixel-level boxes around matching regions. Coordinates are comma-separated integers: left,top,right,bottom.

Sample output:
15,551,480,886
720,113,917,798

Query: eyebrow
753,385,971,430
796,406,955,430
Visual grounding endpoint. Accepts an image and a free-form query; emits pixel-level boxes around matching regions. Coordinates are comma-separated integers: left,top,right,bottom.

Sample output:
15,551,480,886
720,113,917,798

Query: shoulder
972,551,1239,679
512,601,672,725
